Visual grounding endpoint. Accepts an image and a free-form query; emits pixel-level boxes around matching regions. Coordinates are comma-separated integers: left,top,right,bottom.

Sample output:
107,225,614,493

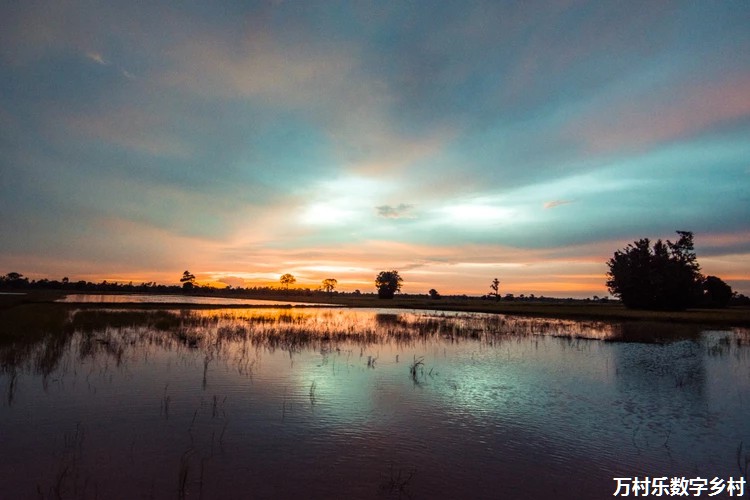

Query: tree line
3,233,746,308
606,231,742,310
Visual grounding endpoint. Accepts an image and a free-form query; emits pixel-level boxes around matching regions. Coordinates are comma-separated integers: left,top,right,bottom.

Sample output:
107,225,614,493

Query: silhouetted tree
701,275,733,308
606,231,703,310
428,288,440,299
375,270,403,299
280,273,296,290
489,278,500,301
180,270,196,291
322,278,337,295
1,272,29,289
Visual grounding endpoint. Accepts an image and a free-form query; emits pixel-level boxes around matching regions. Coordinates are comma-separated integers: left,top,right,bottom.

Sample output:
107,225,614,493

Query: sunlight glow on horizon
438,203,522,226
300,203,357,226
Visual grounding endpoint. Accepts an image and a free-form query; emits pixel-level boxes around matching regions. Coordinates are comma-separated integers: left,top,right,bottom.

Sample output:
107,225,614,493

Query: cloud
59,106,194,159
158,32,358,103
85,50,137,80
568,72,750,154
376,204,415,219
85,51,109,65
216,276,246,288
543,200,574,209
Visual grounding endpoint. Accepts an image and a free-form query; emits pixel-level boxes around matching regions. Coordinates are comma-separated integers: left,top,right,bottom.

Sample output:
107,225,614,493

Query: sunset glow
1,1,748,297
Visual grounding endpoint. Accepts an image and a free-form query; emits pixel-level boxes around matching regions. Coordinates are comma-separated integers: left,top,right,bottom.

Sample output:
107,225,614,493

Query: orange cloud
543,200,574,209
85,51,108,65
570,73,750,153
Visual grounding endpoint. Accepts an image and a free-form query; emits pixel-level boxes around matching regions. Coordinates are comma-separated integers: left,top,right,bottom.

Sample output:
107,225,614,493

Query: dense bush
606,231,704,310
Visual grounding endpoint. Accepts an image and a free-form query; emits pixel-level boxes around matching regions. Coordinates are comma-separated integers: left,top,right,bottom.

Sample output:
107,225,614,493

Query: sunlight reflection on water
57,293,333,306
1,307,749,499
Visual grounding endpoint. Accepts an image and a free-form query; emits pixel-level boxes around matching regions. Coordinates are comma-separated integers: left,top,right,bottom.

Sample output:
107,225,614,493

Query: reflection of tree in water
609,322,750,401
610,321,704,343
612,323,710,402
610,324,713,455
613,339,706,395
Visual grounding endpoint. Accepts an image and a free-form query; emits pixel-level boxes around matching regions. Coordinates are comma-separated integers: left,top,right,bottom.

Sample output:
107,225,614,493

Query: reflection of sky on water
57,292,332,306
1,308,749,498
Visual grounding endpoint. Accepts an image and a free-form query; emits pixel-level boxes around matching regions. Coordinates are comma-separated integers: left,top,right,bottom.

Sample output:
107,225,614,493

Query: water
1,307,749,499
57,293,333,306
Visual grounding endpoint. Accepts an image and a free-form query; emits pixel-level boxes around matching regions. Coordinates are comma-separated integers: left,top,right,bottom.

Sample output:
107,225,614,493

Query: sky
1,0,749,297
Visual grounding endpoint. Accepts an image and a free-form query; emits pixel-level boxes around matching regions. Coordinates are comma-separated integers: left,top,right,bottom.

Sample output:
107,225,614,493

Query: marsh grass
409,356,425,383
3,307,749,385
40,422,87,500
211,394,227,419
161,384,171,419
309,380,317,405
177,448,194,500
379,464,416,496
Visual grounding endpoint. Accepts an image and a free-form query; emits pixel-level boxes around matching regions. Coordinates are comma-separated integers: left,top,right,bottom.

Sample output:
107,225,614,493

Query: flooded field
1,306,749,499
56,293,332,306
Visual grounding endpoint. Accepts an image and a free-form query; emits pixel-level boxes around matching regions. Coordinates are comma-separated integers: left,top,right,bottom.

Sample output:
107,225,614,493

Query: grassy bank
311,295,750,327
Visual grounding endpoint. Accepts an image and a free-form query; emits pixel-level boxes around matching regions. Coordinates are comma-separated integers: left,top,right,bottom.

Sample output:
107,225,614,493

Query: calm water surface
1,307,749,499
57,293,332,306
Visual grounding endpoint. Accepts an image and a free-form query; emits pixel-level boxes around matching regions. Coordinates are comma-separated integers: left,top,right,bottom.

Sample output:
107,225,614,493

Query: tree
606,231,703,310
428,288,440,299
280,273,296,290
180,270,196,291
489,278,500,301
321,278,337,295
1,272,29,289
702,275,733,308
375,270,403,299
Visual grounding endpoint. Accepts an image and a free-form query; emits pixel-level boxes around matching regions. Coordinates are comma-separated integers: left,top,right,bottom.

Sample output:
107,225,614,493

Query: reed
409,356,424,382
177,448,194,500
379,464,416,495
309,380,317,405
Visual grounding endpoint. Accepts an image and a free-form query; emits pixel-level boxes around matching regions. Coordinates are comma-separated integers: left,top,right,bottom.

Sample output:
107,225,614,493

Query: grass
177,448,194,500
161,385,171,420
379,464,416,496
409,356,424,383
309,380,317,405
3,305,748,384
